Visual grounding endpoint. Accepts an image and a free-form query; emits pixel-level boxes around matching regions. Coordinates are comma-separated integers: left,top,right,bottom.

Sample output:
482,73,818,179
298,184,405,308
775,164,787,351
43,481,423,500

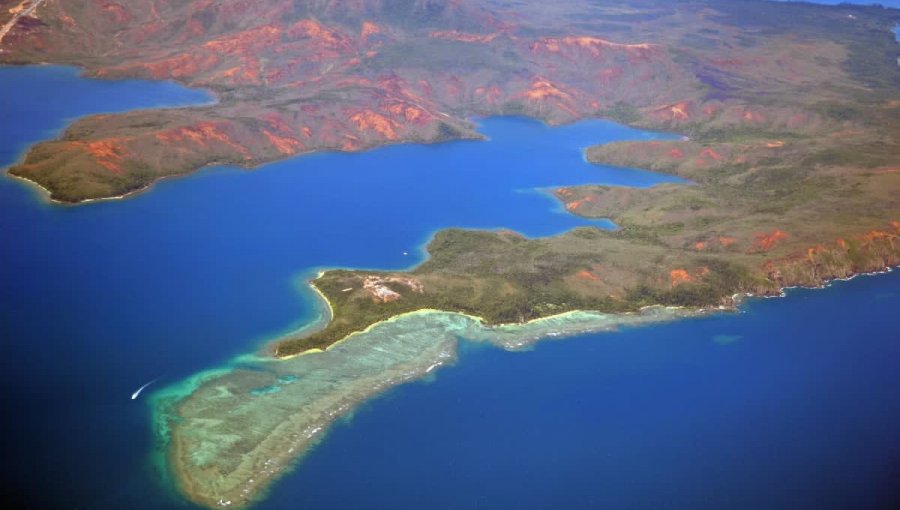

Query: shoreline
274,286,693,360
6,169,162,205
4,130,487,206
273,258,898,361
5,158,246,206
0,62,219,206
266,273,334,359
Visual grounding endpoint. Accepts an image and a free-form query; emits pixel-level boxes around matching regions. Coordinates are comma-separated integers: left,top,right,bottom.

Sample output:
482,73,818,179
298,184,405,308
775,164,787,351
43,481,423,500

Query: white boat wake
131,377,161,400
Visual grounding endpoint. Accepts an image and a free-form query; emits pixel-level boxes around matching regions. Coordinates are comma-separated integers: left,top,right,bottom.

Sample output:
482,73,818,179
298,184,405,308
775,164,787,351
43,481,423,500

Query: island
2,0,899,508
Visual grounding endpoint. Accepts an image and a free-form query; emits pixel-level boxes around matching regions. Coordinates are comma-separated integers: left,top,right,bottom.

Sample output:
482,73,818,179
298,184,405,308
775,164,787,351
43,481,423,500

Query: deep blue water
0,22,898,509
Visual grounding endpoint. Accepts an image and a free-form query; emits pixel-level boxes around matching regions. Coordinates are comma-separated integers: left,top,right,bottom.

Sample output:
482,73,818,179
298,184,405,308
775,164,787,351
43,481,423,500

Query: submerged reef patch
157,306,689,508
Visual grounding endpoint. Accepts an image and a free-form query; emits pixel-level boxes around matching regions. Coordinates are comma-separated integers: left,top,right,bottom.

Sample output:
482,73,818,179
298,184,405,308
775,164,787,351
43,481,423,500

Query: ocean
1,8,899,507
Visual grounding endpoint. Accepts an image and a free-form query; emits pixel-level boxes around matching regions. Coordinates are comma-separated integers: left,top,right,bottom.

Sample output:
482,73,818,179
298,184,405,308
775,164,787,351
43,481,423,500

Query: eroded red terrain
0,0,753,201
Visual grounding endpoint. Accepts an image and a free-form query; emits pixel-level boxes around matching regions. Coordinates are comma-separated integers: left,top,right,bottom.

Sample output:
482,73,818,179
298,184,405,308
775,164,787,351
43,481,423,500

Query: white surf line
131,377,162,400
0,0,47,47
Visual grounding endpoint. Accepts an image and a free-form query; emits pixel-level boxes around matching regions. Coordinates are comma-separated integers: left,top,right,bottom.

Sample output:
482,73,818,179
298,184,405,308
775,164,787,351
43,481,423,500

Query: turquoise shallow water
2,13,900,506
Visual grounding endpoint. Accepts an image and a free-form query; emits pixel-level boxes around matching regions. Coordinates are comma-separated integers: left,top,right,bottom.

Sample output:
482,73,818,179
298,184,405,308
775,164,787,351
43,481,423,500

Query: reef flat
160,306,690,508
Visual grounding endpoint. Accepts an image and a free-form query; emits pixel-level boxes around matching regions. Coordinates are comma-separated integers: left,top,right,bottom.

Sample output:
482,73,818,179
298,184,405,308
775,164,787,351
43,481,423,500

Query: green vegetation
274,228,786,357
602,102,642,124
